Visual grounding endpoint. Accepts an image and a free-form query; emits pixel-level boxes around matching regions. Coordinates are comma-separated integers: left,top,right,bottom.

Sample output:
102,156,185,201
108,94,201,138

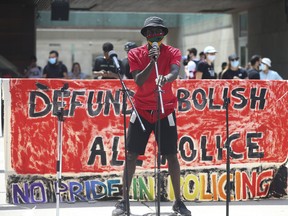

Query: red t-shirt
128,44,181,112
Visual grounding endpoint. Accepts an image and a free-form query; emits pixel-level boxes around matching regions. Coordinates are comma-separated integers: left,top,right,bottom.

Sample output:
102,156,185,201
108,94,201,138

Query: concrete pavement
0,199,288,216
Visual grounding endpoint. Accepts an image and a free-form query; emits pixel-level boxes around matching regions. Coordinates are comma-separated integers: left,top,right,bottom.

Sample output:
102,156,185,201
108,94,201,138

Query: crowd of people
23,43,283,81
182,47,283,80
23,42,136,80
20,16,285,82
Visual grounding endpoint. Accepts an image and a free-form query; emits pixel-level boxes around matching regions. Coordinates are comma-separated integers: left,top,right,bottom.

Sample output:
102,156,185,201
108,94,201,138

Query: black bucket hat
140,16,169,37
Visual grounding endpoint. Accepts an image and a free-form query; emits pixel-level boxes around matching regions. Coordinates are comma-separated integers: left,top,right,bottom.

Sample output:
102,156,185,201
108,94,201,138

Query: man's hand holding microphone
149,42,168,87
149,42,160,62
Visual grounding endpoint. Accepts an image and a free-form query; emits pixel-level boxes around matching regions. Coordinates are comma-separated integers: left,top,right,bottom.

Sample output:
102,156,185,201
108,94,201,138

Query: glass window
239,13,248,37
240,46,247,68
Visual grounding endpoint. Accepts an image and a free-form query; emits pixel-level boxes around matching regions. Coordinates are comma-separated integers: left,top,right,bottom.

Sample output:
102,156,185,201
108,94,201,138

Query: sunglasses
230,58,239,61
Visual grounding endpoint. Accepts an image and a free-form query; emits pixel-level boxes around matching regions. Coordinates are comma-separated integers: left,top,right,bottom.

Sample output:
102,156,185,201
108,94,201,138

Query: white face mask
259,63,267,71
207,55,216,62
231,60,239,68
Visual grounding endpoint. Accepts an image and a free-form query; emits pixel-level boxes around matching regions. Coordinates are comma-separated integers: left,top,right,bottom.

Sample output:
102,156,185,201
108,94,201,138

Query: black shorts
127,111,178,155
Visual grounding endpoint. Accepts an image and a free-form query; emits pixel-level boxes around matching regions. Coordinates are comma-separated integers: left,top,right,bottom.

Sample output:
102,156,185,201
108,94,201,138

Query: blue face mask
231,60,239,68
48,57,56,64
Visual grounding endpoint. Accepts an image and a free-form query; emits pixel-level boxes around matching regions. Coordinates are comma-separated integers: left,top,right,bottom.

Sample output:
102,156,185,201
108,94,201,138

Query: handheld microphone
152,42,159,49
108,50,121,70
151,42,159,60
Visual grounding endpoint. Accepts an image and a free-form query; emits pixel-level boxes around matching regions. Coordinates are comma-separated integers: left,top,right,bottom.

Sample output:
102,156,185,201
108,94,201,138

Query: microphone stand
224,96,231,216
155,60,164,216
116,68,146,216
56,83,68,216
154,61,165,115
144,57,170,216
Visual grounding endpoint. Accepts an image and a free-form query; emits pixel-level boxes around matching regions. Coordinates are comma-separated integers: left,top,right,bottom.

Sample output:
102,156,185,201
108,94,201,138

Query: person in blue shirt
259,58,283,80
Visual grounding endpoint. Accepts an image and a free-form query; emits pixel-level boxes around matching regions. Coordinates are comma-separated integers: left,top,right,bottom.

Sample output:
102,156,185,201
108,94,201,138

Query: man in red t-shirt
113,16,191,216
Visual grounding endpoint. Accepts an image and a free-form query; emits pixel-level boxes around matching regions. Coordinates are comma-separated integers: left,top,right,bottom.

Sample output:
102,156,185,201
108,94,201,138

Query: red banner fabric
9,79,288,174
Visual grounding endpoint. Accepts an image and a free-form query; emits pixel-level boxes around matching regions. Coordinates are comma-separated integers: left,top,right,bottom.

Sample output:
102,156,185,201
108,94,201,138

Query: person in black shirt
93,42,123,79
199,51,205,61
247,55,261,79
218,62,227,79
221,54,248,79
196,46,217,79
122,42,137,79
43,50,68,78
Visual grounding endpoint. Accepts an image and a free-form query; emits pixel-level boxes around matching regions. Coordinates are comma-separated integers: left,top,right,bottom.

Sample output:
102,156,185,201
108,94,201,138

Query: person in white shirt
186,60,196,79
186,48,200,79
259,58,283,80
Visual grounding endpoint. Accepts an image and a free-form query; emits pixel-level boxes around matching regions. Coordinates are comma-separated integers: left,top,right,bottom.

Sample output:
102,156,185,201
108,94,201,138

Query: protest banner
3,79,287,204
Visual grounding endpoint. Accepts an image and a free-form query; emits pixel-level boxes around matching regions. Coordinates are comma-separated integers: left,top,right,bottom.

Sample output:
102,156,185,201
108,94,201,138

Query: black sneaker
112,200,128,216
172,200,191,216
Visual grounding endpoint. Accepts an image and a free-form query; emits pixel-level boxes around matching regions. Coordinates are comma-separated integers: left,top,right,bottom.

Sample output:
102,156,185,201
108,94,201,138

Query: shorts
127,110,178,155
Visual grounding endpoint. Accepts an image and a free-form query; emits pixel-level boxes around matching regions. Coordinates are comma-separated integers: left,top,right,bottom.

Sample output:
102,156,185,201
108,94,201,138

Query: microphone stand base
143,213,177,216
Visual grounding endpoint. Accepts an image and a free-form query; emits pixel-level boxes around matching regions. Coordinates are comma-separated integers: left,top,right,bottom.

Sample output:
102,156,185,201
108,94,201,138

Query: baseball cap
204,46,217,54
124,42,137,51
228,54,239,61
187,48,197,54
261,58,271,67
141,16,168,37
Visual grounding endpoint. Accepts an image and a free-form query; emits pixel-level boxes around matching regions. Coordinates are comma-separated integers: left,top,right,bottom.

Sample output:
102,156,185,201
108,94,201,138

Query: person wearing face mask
195,46,217,79
259,58,283,80
112,16,191,216
43,50,68,78
221,54,248,79
247,55,261,79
